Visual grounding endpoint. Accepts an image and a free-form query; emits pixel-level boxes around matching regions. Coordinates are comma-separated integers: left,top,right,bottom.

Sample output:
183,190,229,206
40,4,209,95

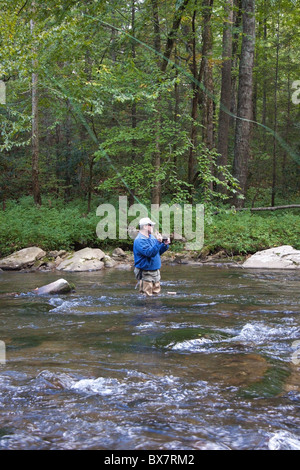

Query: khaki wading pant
134,269,161,296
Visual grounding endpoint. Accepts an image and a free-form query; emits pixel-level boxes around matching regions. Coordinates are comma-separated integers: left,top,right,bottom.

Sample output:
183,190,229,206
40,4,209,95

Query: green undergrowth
204,210,300,256
1,197,300,258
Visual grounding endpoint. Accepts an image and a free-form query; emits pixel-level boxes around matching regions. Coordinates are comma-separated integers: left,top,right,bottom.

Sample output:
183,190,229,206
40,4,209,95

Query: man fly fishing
133,217,170,296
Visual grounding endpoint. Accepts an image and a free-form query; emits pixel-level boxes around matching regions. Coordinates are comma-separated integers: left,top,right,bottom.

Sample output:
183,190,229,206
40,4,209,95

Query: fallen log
235,204,300,212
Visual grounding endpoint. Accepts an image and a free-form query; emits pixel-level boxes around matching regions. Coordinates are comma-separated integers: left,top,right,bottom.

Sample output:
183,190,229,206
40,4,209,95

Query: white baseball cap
139,217,156,227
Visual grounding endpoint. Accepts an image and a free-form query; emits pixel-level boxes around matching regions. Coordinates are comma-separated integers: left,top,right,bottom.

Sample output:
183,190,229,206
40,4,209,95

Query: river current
0,265,299,450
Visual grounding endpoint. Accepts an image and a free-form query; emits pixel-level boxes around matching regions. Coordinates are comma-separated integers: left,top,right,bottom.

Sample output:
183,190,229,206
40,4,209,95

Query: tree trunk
151,0,162,206
173,46,180,168
152,117,162,206
31,67,41,205
188,9,199,190
282,39,291,194
130,0,137,206
217,0,233,193
87,157,94,214
262,2,267,152
188,0,214,190
229,0,242,130
151,0,190,205
161,0,190,73
201,0,214,152
232,0,255,207
271,13,280,207
64,102,72,202
30,6,42,206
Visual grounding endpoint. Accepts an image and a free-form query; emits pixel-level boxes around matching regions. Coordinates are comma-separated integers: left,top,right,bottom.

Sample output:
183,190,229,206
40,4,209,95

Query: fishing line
38,4,299,231
83,12,299,165
43,69,163,227
6,2,299,229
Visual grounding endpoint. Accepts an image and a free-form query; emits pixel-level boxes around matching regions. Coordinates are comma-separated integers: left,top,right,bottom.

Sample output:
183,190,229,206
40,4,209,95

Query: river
0,265,299,450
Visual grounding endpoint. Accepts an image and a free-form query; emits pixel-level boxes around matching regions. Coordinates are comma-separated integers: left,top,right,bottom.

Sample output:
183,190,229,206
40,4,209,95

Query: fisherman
133,217,170,296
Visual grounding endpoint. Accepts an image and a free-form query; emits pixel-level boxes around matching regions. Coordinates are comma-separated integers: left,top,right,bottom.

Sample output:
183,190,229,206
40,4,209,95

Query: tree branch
17,0,29,15
161,0,190,72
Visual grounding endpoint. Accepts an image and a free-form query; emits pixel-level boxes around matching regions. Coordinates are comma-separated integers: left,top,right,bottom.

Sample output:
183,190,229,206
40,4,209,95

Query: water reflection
0,266,299,450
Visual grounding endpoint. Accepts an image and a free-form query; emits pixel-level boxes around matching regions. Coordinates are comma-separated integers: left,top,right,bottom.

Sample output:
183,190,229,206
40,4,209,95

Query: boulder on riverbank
34,278,73,295
56,247,105,272
0,244,240,273
0,246,133,272
0,247,46,270
243,245,300,269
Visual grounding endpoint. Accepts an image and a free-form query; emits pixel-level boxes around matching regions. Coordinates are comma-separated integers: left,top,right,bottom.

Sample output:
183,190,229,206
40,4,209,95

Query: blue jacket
133,233,169,271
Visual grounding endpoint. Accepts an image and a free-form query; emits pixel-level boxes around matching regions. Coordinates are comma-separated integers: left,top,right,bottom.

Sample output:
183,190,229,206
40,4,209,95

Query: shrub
1,198,300,258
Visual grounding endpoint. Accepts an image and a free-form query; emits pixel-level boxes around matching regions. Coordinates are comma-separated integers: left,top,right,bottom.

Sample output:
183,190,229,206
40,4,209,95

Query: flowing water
0,265,299,450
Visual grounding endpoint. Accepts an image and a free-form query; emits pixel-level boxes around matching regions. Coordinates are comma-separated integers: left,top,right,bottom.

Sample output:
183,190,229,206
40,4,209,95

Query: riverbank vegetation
1,196,300,258
0,1,299,257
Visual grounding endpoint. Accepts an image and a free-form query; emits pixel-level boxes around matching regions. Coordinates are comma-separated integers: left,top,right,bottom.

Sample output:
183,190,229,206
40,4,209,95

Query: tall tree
151,0,190,205
217,0,233,193
201,0,214,151
271,6,280,207
2,0,300,209
232,0,255,207
30,1,42,206
229,0,242,130
188,0,214,189
188,6,199,191
150,0,162,205
261,0,268,152
129,0,137,206
161,0,191,73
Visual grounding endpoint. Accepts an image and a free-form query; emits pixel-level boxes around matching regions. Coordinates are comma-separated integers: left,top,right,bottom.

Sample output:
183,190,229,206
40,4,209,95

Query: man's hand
155,230,163,242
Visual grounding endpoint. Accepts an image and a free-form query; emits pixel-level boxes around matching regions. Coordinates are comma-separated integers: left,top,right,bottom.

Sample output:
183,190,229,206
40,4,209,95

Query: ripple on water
156,320,300,358
47,295,118,315
268,431,300,450
1,267,300,450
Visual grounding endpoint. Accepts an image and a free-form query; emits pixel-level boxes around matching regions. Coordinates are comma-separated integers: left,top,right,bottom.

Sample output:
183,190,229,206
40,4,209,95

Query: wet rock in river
111,247,127,259
34,278,73,295
37,370,74,389
103,255,117,268
0,247,46,270
243,245,300,269
56,247,105,272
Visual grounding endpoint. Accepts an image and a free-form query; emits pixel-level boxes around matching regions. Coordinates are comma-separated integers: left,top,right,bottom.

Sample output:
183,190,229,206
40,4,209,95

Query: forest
0,0,300,256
